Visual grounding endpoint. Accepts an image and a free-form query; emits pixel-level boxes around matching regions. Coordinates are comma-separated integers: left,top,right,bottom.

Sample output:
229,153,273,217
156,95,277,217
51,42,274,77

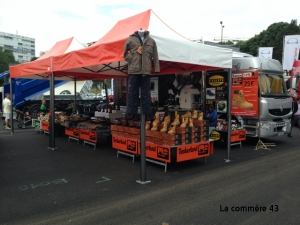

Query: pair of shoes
287,134,292,137
5,127,11,130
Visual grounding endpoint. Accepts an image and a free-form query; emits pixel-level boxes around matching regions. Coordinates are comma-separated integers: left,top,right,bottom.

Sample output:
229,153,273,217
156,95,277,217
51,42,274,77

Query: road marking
96,176,110,183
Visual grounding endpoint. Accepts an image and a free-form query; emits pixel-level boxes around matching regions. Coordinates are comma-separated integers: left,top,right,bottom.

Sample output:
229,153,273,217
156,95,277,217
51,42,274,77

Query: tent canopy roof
10,9,232,81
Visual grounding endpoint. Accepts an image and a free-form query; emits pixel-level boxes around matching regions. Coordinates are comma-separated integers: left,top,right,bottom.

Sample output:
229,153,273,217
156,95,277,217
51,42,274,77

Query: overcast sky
0,0,299,56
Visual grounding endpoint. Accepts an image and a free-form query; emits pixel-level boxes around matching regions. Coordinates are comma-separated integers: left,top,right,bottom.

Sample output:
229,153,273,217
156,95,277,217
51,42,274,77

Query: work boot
181,111,191,118
168,125,176,134
180,117,188,127
163,115,171,125
160,122,168,132
171,114,180,126
192,110,198,119
198,112,203,120
232,90,254,110
188,118,194,127
145,122,151,130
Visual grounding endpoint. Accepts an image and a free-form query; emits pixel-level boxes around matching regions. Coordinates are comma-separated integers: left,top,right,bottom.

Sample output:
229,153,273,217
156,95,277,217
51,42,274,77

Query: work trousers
288,115,300,134
127,74,151,115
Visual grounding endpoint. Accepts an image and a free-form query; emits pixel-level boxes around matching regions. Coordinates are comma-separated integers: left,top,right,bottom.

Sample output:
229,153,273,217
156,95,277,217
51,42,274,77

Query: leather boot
192,110,198,119
232,90,254,110
198,112,203,120
145,122,151,130
188,118,194,127
160,122,168,132
151,115,160,131
171,114,180,126
181,111,191,118
163,115,171,125
168,125,176,134
180,117,188,127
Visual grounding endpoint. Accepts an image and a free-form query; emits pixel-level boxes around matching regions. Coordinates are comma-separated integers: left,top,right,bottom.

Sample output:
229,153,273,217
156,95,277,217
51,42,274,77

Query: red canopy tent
10,9,233,80
10,37,86,79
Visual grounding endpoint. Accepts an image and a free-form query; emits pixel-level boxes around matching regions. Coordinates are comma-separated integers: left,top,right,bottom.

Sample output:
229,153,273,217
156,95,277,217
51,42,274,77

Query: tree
30,57,38,61
0,47,19,86
235,20,300,63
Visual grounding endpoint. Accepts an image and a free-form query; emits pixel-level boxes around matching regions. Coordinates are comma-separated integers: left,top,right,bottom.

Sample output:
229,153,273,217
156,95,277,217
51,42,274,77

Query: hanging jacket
124,30,160,75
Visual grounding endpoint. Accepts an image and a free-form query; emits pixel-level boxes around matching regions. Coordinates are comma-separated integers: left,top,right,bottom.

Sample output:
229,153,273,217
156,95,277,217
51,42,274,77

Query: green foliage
235,19,300,62
0,47,18,73
30,57,38,61
0,47,19,86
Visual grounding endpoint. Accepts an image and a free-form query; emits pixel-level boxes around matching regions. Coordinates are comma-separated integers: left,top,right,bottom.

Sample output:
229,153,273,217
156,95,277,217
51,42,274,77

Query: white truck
231,57,292,138
176,57,292,138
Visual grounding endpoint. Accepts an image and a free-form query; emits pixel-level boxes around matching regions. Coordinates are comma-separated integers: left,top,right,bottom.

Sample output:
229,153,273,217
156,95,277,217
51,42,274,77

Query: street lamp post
220,21,225,43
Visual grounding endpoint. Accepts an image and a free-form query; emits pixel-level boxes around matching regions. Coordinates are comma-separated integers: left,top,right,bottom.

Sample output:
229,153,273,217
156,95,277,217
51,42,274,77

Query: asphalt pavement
1,120,300,225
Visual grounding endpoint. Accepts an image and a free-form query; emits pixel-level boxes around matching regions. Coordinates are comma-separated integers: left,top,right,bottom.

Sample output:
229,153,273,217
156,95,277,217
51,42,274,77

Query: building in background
0,31,35,63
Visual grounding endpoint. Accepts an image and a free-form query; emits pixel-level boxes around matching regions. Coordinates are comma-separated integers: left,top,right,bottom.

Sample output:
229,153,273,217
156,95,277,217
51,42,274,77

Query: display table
41,121,50,135
112,135,214,172
65,127,111,149
209,129,246,148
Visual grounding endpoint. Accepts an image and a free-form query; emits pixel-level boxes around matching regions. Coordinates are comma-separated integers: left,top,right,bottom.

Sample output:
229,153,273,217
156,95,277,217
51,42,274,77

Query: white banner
258,47,273,59
283,35,300,70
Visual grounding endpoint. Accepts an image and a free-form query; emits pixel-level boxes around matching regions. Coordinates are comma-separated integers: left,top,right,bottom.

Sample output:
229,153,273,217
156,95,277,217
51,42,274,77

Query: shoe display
232,90,254,110
168,125,176,134
181,111,191,118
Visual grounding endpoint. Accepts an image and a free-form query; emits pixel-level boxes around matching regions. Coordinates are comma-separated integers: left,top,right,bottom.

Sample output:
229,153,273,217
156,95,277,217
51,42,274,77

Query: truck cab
232,57,292,137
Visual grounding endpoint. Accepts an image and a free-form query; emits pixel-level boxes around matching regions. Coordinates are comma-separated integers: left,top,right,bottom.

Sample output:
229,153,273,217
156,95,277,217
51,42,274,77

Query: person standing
3,93,11,130
287,97,300,137
124,29,160,123
40,100,47,111
205,104,218,135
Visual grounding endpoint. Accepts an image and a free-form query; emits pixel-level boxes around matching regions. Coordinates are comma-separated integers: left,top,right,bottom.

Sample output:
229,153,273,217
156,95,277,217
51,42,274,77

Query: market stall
9,9,234,177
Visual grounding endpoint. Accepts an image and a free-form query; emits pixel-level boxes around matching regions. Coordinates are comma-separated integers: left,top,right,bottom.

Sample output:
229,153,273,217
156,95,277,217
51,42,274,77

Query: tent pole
74,77,77,108
9,76,14,134
48,71,56,150
136,87,150,184
225,69,232,162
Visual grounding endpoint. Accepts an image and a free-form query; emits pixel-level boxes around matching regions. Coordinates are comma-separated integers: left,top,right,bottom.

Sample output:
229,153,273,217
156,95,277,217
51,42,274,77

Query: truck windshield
259,73,288,97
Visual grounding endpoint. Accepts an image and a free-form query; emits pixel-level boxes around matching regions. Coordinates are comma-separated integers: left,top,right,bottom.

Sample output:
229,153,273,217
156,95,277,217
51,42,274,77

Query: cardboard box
176,126,193,134
163,139,182,146
194,126,202,132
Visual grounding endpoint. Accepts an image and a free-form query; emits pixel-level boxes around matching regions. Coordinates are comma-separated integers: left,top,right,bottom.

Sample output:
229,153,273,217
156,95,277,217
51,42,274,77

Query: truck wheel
76,105,83,114
29,105,41,118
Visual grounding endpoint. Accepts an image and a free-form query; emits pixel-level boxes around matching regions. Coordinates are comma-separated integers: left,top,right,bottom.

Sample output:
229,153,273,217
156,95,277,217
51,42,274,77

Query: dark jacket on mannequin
124,30,160,75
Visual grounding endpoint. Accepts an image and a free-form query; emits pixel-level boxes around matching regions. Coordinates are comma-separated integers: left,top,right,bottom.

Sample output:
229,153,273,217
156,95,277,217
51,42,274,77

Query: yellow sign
208,75,225,86
209,130,220,140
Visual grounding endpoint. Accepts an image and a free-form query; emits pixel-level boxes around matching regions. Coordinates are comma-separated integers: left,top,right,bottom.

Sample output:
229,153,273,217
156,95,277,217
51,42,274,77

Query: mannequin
138,28,145,42
124,29,160,123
